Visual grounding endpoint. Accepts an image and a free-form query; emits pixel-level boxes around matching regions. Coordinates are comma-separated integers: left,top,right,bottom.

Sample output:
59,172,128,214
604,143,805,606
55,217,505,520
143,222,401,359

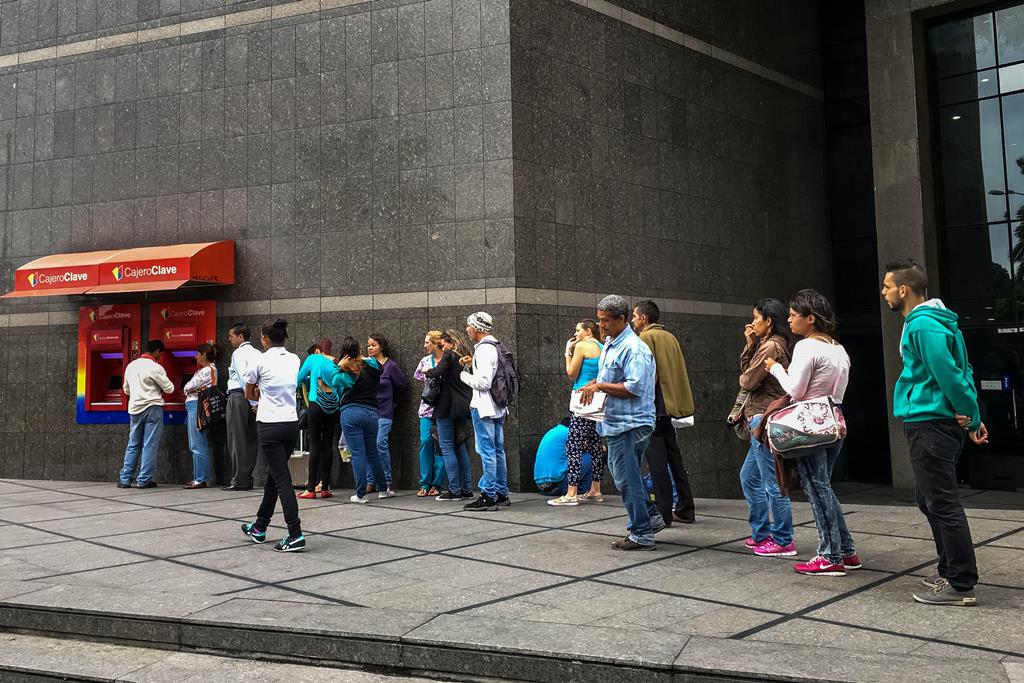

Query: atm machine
76,305,142,424
148,301,216,425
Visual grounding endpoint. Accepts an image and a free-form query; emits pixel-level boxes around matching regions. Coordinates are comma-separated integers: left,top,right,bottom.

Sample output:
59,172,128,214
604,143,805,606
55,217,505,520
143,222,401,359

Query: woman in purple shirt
367,334,408,491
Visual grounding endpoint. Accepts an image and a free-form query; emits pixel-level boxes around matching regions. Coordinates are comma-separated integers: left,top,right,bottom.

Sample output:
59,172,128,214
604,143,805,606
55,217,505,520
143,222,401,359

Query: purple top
376,358,409,419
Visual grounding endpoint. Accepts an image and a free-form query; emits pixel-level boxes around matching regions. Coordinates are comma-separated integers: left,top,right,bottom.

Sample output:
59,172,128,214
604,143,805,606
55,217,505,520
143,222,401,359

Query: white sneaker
547,495,579,507
378,489,396,499
350,494,368,503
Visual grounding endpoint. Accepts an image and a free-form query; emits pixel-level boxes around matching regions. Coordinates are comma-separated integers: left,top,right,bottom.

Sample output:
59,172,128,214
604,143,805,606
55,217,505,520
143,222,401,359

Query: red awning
3,242,234,298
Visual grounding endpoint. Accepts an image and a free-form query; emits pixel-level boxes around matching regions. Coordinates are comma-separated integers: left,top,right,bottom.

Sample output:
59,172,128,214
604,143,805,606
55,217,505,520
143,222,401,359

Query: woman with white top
765,289,859,577
240,319,306,552
182,343,219,489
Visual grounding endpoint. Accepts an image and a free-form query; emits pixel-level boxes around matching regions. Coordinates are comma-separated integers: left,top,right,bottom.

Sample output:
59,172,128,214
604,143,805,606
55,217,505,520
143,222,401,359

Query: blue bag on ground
643,468,679,507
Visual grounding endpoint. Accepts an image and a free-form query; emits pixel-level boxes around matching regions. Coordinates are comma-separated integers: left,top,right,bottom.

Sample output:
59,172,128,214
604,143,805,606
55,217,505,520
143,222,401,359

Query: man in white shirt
118,340,174,489
224,323,262,491
460,312,510,511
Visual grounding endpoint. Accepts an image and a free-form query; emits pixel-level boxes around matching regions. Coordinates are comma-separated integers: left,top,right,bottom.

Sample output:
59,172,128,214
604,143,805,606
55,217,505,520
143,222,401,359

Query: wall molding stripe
0,0,371,70
0,0,823,101
571,0,825,101
0,288,750,328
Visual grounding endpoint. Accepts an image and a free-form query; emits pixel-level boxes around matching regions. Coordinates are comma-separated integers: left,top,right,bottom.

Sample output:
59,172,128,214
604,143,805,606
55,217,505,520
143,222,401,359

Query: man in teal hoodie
882,258,988,607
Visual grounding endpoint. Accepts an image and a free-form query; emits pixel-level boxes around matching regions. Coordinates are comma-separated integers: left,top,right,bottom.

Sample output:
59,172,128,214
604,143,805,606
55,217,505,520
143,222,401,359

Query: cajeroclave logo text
29,271,89,287
112,264,178,281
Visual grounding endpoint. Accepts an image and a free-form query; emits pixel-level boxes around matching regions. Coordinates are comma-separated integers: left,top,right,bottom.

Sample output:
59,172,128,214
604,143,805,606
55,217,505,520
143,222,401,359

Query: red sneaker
297,490,317,500
745,537,766,548
793,555,846,576
842,554,862,570
318,489,333,499
753,539,797,557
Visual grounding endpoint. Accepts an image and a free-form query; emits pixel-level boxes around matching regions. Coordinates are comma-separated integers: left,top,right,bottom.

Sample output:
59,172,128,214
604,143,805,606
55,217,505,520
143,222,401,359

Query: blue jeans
341,404,387,497
185,400,210,483
368,417,393,487
418,416,445,489
119,405,164,486
605,424,664,546
471,408,508,499
739,415,793,545
797,440,855,564
436,416,472,496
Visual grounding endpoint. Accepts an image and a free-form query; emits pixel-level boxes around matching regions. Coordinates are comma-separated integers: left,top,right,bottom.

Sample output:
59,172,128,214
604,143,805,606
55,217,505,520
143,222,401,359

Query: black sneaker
137,482,158,489
116,481,131,489
241,523,266,543
435,490,460,501
459,490,475,499
463,495,498,512
496,493,511,507
274,535,306,552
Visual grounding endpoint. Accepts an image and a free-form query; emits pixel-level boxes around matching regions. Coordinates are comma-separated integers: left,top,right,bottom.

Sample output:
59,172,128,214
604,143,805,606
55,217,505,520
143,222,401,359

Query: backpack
479,339,519,408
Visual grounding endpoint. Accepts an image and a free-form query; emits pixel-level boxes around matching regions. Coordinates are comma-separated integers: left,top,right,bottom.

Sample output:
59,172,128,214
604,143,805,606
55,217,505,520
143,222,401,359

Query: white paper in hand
569,389,607,422
671,415,695,429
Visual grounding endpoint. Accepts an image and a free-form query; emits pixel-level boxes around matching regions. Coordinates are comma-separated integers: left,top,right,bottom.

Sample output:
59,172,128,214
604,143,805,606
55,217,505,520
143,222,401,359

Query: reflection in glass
938,69,999,104
938,100,1008,226
1002,92,1024,222
1001,63,1024,93
944,225,1014,324
996,4,1024,65
928,13,996,78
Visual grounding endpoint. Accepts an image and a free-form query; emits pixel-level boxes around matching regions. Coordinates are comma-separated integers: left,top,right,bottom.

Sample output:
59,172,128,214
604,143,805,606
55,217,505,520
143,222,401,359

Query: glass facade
928,4,1024,326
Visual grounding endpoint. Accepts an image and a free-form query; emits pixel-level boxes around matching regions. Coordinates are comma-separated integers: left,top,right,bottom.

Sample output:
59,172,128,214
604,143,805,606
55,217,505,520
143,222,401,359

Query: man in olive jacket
633,300,696,525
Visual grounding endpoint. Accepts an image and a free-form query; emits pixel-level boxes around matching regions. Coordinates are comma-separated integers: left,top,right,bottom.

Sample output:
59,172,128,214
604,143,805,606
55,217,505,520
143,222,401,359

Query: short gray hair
597,294,630,320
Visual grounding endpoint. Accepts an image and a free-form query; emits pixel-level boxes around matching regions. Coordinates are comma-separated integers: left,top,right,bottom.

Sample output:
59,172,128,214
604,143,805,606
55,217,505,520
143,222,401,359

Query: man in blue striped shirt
579,294,663,549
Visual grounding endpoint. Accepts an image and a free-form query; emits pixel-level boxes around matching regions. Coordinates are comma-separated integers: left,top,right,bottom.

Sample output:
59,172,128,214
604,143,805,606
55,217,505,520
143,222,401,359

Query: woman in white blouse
764,289,859,578
241,319,306,553
183,343,218,490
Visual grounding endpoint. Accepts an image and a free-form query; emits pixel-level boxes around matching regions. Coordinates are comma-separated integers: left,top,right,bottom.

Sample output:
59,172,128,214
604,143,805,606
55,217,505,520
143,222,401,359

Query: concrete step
0,582,1015,683
0,632,444,682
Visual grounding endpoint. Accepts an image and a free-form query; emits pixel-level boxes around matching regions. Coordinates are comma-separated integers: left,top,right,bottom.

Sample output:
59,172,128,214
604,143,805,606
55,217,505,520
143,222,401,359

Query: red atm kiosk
76,305,142,424
148,301,217,424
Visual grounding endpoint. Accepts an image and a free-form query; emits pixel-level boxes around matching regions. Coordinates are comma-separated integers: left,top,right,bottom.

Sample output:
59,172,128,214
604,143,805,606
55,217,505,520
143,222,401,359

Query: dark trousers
226,391,258,488
255,421,302,538
646,416,696,524
305,402,338,491
905,419,978,592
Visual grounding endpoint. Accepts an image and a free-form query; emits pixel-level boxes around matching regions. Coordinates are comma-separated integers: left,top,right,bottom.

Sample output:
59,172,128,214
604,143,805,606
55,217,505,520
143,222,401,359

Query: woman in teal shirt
549,319,606,507
296,339,340,499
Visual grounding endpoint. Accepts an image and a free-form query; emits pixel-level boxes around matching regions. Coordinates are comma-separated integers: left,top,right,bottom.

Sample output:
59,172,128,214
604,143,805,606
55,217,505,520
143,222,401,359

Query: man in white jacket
118,340,174,489
460,312,510,511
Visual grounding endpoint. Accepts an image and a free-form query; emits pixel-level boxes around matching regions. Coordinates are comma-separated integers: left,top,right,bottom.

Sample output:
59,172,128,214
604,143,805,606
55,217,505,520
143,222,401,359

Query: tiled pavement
0,478,1021,682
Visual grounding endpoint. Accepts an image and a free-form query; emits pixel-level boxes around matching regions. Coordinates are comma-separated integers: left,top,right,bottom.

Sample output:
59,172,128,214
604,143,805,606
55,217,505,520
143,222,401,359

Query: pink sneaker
744,537,766,548
793,555,846,576
843,554,862,570
753,539,797,557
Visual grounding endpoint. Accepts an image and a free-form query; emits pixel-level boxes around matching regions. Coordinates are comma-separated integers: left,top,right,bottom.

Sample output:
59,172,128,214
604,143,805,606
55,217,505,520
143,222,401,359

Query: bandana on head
467,311,493,333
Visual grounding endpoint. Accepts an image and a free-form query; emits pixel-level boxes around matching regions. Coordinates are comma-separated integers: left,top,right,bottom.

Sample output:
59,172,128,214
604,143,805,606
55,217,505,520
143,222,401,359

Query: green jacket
639,324,695,418
893,301,980,430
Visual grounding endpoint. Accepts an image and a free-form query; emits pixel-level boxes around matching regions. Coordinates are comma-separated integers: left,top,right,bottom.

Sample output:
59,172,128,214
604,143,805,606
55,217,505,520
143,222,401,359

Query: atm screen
107,375,123,391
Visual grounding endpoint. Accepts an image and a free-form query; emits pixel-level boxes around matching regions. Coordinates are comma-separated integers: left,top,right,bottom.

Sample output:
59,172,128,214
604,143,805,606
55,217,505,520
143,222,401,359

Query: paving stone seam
728,521,1024,641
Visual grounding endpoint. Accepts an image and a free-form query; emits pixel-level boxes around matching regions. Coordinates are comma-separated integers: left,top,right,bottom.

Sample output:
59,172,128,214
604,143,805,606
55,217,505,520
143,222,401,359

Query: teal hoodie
893,300,980,430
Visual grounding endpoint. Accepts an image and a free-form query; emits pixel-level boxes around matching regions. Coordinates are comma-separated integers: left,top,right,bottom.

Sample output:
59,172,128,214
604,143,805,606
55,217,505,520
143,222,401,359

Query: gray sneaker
912,583,977,607
921,573,947,590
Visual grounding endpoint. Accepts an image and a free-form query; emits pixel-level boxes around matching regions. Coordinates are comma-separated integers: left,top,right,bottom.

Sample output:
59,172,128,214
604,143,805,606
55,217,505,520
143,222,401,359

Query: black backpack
479,340,519,409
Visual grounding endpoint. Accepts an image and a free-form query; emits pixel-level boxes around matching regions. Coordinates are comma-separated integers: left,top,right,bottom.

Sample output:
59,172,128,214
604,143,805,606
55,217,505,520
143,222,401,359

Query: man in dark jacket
632,300,697,525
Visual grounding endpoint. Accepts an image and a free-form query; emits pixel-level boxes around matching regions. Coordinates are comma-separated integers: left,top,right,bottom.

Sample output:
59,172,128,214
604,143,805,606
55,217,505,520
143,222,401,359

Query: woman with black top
426,329,475,501
335,336,394,503
240,319,305,552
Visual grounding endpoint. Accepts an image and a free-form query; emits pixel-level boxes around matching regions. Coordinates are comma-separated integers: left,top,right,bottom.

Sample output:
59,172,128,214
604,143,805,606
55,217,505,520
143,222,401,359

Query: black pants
255,421,302,538
305,402,338,491
646,415,696,524
905,419,978,591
